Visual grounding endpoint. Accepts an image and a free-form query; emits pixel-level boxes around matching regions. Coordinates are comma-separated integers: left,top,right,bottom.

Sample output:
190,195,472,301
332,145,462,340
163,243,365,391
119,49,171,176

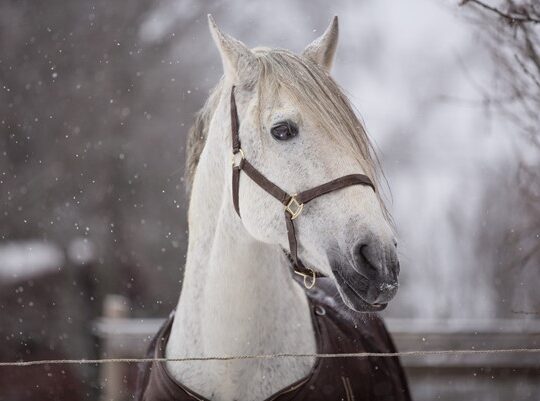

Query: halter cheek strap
230,86,375,289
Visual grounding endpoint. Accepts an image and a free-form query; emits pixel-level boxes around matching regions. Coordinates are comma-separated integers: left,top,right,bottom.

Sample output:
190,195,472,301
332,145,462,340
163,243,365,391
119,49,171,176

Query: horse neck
166,97,316,399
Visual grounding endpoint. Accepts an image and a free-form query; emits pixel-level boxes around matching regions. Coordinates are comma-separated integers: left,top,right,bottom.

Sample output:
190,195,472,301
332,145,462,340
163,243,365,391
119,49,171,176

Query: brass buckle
231,148,245,167
294,269,316,289
285,195,303,220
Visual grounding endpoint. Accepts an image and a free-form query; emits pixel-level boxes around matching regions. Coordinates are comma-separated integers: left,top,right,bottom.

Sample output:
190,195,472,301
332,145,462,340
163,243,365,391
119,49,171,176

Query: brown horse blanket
136,278,411,401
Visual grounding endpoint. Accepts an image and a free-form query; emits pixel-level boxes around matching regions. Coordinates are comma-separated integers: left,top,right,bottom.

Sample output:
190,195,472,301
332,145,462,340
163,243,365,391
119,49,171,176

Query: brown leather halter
230,86,375,289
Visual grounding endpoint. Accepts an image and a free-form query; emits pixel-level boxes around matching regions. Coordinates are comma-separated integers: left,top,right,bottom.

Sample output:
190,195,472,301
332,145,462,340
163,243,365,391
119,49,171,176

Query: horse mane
185,49,390,219
184,78,224,196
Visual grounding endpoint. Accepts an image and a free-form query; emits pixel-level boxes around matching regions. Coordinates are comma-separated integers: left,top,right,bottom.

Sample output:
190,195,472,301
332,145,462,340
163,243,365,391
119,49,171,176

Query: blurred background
1,0,539,400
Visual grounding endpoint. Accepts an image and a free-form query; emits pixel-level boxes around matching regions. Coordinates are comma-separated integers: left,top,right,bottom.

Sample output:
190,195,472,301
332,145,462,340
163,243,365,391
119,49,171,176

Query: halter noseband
230,86,375,289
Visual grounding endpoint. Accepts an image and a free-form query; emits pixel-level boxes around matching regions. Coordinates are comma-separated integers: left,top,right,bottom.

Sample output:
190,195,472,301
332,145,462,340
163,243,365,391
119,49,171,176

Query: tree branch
460,0,540,24
514,54,540,89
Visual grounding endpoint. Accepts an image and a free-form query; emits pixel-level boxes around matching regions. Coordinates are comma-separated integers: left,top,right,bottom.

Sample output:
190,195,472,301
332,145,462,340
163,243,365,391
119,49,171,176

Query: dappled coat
136,278,411,401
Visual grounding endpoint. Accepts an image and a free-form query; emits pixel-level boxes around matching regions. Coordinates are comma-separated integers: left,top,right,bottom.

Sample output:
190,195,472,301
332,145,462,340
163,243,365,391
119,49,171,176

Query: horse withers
137,15,410,401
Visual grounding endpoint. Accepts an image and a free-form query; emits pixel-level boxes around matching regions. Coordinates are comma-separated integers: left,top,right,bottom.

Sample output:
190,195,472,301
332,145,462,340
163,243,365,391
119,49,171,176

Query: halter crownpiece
229,86,375,289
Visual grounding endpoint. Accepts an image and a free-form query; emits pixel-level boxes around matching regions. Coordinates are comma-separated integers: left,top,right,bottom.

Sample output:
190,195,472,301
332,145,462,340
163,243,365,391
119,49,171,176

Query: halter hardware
232,148,245,168
285,195,304,220
228,86,375,289
294,268,316,289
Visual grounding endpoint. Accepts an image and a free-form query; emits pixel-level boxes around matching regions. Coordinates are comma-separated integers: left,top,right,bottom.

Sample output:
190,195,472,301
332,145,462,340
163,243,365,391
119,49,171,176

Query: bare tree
459,1,540,315
461,1,540,266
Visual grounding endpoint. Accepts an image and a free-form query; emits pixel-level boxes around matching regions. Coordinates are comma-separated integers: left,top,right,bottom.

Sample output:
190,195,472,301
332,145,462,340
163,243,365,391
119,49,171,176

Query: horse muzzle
331,238,400,312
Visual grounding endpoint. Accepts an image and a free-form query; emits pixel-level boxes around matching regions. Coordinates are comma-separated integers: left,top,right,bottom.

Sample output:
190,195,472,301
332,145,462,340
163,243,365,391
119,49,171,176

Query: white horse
165,15,400,401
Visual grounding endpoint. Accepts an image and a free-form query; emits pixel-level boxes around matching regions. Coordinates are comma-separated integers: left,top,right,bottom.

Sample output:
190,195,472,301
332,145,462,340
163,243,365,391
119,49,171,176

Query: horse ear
208,14,258,85
302,16,339,72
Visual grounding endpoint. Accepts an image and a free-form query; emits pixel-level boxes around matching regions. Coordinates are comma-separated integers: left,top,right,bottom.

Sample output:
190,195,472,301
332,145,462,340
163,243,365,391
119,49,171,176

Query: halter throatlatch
230,86,375,289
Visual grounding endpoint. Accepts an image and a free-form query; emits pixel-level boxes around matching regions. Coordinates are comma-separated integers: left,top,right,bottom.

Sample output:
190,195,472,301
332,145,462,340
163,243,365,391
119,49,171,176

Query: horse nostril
352,239,399,280
352,242,378,276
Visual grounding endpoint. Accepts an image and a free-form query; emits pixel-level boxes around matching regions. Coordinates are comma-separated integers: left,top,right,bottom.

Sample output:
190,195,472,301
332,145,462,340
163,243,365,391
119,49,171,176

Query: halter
229,86,375,289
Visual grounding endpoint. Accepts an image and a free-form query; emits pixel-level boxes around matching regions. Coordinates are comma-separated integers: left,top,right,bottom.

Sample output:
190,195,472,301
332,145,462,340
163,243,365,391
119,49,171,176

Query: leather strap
229,86,375,288
297,174,374,204
231,87,244,216
232,164,242,217
242,160,290,205
231,88,241,153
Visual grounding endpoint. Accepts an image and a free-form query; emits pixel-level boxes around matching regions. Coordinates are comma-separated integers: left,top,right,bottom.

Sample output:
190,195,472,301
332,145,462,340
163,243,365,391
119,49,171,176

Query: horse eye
270,120,298,141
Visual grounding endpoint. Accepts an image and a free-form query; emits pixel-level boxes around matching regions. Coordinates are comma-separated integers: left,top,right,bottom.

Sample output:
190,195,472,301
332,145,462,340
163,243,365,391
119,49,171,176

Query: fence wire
1,348,540,367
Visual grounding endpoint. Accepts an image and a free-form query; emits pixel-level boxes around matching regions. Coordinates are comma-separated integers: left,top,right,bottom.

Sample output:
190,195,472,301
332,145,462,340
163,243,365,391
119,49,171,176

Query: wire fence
2,347,540,367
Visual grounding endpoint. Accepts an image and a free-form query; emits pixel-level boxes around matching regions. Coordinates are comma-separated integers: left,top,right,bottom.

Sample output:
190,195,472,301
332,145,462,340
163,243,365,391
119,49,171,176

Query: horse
137,15,410,401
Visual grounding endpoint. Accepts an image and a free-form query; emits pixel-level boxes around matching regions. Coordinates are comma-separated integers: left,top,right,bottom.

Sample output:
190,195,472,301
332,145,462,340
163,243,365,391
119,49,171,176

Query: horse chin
333,270,388,313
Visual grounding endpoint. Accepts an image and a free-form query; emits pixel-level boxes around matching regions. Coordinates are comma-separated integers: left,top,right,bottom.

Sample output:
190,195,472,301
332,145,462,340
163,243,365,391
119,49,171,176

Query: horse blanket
136,278,411,401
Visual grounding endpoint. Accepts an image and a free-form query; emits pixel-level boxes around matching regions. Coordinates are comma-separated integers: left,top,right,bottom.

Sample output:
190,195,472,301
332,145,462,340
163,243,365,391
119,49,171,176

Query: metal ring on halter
232,148,245,167
294,268,317,289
